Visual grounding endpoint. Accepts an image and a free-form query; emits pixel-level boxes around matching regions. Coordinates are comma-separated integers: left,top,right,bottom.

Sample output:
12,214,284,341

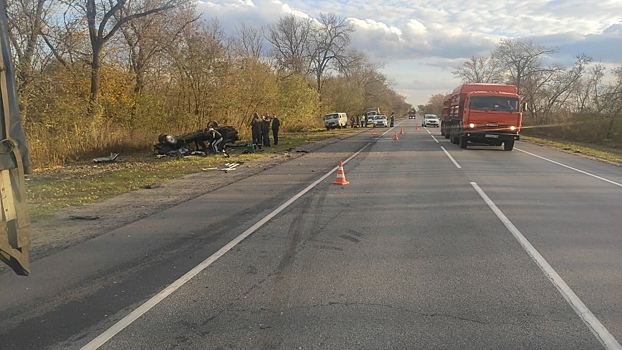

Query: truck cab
447,84,522,151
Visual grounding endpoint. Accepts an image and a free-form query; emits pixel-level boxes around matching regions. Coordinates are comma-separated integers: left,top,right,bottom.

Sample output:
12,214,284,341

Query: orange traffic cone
393,132,399,140
332,161,350,185
400,128,404,135
372,129,377,135
416,125,419,130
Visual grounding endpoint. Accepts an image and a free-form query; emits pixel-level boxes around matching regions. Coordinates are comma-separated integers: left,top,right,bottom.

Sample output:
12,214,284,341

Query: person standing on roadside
262,114,271,147
271,114,281,145
251,113,263,150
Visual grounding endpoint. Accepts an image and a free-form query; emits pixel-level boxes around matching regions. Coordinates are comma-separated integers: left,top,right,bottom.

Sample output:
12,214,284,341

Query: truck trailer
440,94,452,137
445,84,522,151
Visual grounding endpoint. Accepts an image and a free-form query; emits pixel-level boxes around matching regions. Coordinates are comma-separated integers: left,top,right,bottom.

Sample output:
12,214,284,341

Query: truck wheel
459,134,468,149
504,140,514,151
451,132,459,144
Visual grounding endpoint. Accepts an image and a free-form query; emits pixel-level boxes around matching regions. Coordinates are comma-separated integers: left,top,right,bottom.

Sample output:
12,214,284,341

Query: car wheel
504,140,514,151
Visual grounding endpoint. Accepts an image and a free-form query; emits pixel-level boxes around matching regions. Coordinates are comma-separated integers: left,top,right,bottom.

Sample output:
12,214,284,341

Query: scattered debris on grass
93,153,119,163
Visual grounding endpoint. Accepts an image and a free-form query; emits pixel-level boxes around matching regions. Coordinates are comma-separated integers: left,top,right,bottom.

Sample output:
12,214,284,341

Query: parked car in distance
373,115,388,127
366,115,376,126
422,114,440,127
324,112,348,130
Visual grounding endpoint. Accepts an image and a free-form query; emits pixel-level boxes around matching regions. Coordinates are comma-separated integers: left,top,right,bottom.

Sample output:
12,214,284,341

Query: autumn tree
4,0,50,98
277,74,320,131
338,49,389,109
453,56,503,83
522,54,592,125
63,0,180,116
165,19,228,122
266,14,313,76
118,0,197,96
321,75,364,116
233,21,264,59
420,93,446,116
595,67,622,141
492,38,558,93
307,13,353,94
573,64,605,115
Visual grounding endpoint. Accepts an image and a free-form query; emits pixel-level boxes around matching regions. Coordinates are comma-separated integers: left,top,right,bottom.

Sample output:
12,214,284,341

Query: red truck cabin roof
452,83,518,95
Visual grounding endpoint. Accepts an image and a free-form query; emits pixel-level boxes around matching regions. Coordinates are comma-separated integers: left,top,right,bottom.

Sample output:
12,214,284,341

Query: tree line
418,39,622,147
5,1,410,169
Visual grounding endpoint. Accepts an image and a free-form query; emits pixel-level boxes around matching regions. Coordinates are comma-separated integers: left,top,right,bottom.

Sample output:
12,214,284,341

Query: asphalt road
1,118,621,350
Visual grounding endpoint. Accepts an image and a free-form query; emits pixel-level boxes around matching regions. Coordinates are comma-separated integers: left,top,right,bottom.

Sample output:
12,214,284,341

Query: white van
324,112,348,130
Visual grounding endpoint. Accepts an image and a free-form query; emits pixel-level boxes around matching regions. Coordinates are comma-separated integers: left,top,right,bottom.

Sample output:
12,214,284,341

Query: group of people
347,115,367,128
251,113,281,149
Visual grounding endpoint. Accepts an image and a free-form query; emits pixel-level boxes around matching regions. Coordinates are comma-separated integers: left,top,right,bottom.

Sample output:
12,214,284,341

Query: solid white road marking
81,147,369,349
441,146,462,169
471,182,622,350
517,148,622,187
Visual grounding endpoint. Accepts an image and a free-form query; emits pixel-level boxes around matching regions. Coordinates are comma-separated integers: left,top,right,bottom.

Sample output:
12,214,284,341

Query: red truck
440,94,452,136
444,83,522,151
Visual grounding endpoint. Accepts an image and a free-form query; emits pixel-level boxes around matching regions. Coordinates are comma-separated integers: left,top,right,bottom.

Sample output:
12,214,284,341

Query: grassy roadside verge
521,135,622,165
25,128,621,222
26,127,355,222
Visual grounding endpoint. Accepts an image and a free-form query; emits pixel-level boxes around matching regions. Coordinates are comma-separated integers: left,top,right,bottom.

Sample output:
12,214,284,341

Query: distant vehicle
324,112,348,130
373,115,388,127
365,107,380,118
422,114,440,127
408,110,417,119
366,114,376,126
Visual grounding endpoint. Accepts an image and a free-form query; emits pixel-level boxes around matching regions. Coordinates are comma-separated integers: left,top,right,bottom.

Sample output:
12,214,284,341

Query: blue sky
194,0,622,106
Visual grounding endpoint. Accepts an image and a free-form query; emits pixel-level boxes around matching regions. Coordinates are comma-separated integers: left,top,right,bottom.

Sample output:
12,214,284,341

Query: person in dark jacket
271,114,281,145
261,115,271,147
250,113,263,149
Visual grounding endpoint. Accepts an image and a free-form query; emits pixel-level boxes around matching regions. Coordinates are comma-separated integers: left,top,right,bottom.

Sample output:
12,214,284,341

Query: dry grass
521,136,622,165
26,127,351,221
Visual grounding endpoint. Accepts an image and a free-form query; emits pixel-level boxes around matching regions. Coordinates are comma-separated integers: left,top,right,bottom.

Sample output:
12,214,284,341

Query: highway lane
86,120,619,349
1,119,621,349
432,127,622,348
0,132,373,349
